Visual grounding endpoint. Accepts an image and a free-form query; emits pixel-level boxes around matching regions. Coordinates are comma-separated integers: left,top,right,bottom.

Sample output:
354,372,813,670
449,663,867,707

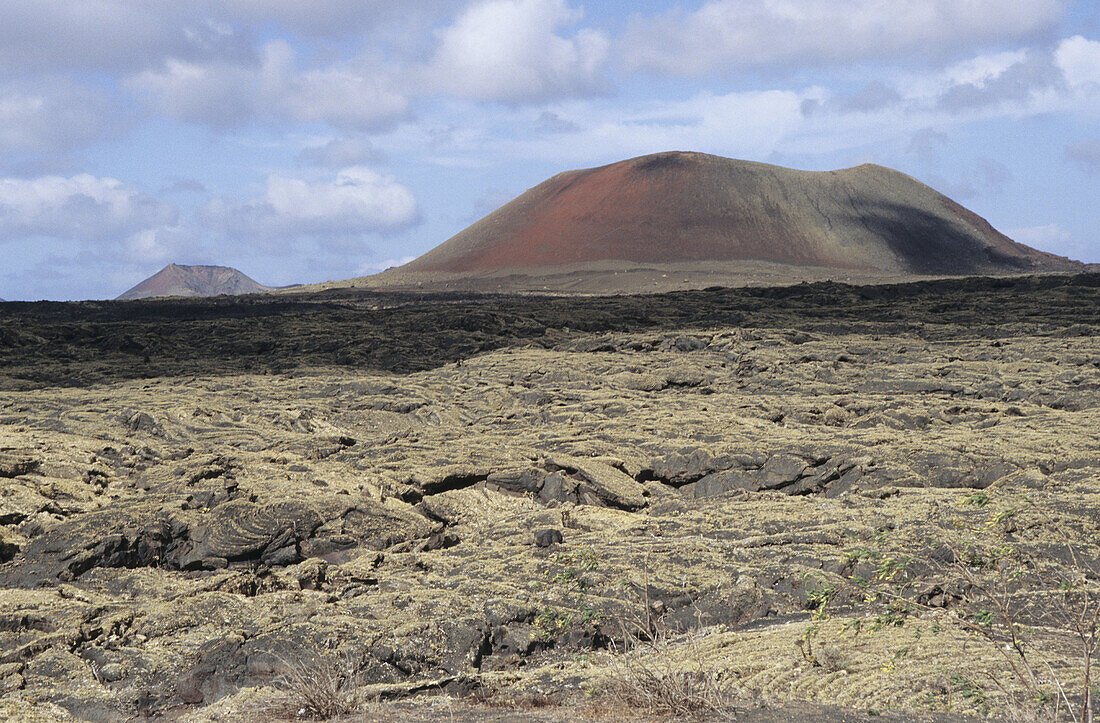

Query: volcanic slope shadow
361,151,1079,292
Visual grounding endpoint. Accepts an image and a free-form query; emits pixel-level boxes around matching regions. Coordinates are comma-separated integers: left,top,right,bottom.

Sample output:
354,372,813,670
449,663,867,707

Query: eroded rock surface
0,275,1098,719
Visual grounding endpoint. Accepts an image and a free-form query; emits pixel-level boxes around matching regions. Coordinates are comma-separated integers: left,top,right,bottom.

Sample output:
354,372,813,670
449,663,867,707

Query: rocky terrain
118,264,271,301
1,274,1099,720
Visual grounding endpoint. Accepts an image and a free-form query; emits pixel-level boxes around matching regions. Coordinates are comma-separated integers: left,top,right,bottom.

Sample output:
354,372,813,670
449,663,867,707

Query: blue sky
0,0,1097,300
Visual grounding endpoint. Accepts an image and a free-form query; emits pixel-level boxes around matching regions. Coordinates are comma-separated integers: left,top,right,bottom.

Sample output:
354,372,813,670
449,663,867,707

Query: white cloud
129,41,409,131
212,0,462,39
0,174,175,241
0,174,187,262
298,137,383,168
128,59,260,128
588,90,806,157
1056,36,1100,89
0,1,250,75
0,81,120,157
940,50,1031,87
427,0,609,102
0,1,460,75
620,0,1062,75
934,49,1062,112
407,89,811,167
201,167,419,245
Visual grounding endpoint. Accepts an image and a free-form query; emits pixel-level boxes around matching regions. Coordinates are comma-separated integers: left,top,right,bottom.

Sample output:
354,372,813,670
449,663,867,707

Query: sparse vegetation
603,633,735,720
836,489,1100,721
270,650,366,720
2,276,1100,720
535,546,605,643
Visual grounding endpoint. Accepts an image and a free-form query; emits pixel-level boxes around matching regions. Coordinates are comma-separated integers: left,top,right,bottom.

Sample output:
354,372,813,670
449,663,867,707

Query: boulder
179,500,323,570
544,454,646,511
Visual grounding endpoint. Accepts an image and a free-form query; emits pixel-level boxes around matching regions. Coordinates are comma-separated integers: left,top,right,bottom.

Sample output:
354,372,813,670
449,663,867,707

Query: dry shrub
271,650,365,720
603,637,735,720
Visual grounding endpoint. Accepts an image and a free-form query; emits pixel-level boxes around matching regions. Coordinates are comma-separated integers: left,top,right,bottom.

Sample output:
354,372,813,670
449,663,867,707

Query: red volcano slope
399,152,1077,277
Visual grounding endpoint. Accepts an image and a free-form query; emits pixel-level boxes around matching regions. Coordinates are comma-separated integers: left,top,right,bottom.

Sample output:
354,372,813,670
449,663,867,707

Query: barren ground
1,274,1099,721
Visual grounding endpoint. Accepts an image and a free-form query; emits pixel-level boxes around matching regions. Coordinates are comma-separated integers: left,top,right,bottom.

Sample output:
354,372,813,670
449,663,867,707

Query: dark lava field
1,274,1099,721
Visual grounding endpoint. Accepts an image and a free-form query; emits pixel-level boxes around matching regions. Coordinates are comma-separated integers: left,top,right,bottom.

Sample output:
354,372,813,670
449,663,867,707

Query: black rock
534,529,563,548
422,532,461,551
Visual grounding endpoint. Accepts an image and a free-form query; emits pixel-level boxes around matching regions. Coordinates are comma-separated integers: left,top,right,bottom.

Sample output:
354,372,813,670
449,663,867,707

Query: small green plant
869,607,908,634
580,605,602,626
844,547,878,564
534,608,576,642
796,624,821,667
949,672,991,715
805,579,836,621
990,506,1018,529
963,491,991,508
536,546,604,643
874,556,910,583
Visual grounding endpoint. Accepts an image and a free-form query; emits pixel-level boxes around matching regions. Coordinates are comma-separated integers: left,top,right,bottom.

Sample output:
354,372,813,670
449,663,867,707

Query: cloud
0,174,175,241
427,0,609,103
128,41,409,131
0,1,463,76
620,0,1062,75
0,81,120,157
801,82,902,116
1067,139,1100,173
535,110,580,134
519,89,810,164
0,1,251,75
297,137,384,168
217,0,392,38
0,173,187,263
787,42,1091,150
200,167,419,247
1056,35,1100,89
936,50,1062,112
216,0,464,41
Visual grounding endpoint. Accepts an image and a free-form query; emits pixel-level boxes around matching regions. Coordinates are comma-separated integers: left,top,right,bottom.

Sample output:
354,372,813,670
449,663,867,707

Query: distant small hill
118,264,270,300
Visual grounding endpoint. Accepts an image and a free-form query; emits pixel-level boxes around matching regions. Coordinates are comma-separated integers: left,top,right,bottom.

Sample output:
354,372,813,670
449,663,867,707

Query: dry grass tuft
270,651,365,720
603,637,735,720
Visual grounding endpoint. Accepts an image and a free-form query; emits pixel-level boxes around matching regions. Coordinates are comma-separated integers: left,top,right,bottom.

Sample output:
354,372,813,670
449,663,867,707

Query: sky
0,1,1097,301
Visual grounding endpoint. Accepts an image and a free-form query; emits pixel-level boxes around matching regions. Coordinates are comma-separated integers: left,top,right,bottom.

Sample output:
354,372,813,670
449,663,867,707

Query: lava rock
534,529,564,548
